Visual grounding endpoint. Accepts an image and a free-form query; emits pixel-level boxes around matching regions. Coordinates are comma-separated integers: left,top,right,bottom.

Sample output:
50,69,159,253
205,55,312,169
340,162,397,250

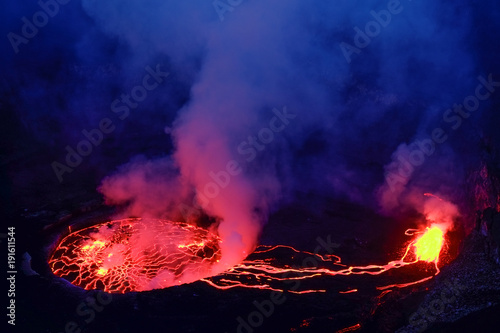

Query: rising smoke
2,0,500,266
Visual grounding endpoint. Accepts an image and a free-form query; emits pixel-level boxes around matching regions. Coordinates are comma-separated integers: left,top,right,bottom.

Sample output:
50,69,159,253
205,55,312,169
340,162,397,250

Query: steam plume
2,0,500,267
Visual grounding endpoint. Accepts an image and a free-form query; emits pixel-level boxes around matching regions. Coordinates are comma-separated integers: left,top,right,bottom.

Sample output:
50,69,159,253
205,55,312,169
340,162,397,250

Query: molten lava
49,218,221,293
414,226,444,263
203,223,448,293
49,218,449,296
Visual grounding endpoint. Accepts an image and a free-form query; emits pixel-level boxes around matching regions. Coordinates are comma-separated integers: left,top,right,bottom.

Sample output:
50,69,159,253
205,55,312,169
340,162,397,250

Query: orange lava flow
336,323,362,333
339,289,358,294
203,224,447,293
49,218,447,295
49,218,221,293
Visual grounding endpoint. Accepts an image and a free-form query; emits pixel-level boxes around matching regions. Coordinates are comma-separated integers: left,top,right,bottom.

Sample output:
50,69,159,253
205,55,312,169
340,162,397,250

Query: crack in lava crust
49,218,222,293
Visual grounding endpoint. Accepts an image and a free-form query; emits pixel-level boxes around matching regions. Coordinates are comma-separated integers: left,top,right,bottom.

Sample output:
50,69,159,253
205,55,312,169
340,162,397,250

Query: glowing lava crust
204,224,447,293
49,218,447,295
49,218,221,293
